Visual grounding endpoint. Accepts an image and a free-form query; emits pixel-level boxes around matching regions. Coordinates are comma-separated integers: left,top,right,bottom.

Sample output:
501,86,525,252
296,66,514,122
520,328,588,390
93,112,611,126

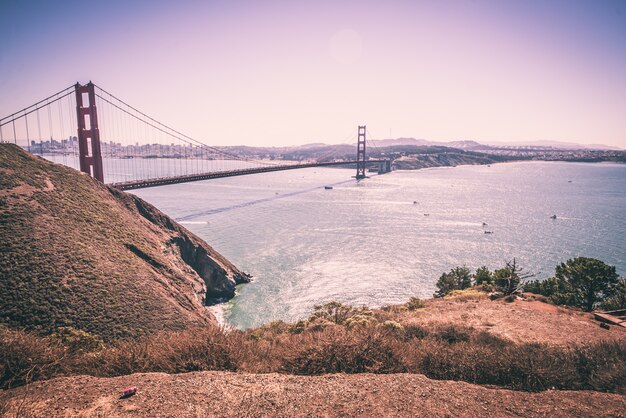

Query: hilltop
0,144,249,341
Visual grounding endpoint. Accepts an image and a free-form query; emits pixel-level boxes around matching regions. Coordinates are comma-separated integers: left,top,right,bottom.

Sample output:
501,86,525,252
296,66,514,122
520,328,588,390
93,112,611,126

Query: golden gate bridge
0,82,390,190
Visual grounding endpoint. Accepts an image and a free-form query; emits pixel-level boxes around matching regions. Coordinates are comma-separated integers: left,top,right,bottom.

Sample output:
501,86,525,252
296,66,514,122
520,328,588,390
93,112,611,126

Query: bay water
131,161,626,329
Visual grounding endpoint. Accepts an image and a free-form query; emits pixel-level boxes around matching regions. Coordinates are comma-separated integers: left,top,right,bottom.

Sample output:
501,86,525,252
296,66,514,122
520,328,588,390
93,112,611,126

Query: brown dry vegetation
2,297,625,394
0,144,248,341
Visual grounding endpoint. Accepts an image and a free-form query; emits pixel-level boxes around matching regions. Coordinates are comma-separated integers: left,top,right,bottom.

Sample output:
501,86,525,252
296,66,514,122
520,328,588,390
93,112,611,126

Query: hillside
0,144,249,340
392,151,503,170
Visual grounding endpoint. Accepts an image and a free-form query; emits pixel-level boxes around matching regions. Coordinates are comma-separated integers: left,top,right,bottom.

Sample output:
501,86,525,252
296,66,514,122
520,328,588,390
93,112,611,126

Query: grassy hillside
0,144,248,341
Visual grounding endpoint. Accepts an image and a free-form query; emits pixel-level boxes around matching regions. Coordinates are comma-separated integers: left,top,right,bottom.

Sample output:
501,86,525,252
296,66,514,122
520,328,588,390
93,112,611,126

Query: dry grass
2,303,625,394
444,289,488,301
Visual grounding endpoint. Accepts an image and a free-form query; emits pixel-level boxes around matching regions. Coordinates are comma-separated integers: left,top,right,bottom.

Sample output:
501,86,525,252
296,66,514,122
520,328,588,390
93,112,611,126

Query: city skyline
1,0,625,148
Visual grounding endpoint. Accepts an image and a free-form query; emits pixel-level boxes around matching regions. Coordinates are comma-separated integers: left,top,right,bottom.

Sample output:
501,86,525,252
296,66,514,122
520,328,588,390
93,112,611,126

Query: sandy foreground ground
2,371,625,418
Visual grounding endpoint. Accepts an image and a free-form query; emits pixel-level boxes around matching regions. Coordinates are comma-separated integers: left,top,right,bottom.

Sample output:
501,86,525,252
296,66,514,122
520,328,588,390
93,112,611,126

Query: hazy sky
1,0,625,147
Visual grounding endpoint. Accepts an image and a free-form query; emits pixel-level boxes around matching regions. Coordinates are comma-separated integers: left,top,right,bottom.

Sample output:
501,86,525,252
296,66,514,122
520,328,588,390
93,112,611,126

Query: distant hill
355,138,488,150
277,138,621,152
0,144,248,341
483,140,622,150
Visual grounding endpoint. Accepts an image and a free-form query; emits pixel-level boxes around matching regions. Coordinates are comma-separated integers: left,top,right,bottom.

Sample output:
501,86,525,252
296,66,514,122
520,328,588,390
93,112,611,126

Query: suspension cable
93,84,278,166
0,89,75,128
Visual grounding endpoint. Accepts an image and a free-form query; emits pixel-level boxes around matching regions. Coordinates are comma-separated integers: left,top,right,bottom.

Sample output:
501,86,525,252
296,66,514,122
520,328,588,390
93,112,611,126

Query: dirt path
2,371,625,417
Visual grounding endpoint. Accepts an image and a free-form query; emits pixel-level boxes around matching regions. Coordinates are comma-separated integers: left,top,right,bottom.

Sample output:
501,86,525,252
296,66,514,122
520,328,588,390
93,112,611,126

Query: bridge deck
110,160,388,190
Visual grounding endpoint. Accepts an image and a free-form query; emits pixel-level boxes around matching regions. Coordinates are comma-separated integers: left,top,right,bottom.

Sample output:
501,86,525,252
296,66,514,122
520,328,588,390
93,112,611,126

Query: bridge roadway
110,159,390,190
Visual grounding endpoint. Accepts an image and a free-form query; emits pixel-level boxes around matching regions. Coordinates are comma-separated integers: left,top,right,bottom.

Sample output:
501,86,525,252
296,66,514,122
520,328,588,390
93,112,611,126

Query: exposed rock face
115,189,250,301
0,144,249,340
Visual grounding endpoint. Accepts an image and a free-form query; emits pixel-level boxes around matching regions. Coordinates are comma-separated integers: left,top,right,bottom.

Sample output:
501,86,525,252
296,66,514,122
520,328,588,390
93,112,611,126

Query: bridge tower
75,82,104,182
356,125,366,179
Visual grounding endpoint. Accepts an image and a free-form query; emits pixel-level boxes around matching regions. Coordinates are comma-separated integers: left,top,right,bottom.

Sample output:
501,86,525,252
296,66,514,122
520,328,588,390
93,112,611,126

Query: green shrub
434,266,472,297
406,297,425,310
51,327,104,353
309,302,374,326
473,266,493,285
309,302,354,325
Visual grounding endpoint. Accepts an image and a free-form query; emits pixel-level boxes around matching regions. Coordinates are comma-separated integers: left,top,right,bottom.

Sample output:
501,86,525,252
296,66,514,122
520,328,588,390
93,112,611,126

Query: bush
445,289,487,301
0,327,67,389
380,320,404,333
281,328,405,375
51,327,104,353
309,302,372,325
430,324,472,344
473,266,493,285
402,324,429,340
406,297,425,310
434,266,472,297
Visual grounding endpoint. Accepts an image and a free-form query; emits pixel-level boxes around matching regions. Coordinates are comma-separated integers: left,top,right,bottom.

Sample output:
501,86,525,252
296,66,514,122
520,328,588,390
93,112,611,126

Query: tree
524,276,577,306
473,266,492,286
601,277,626,311
554,257,619,312
493,259,531,295
434,266,472,297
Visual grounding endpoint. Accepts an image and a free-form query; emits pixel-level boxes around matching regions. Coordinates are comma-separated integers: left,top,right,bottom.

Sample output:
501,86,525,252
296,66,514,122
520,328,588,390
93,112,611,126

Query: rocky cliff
0,144,249,340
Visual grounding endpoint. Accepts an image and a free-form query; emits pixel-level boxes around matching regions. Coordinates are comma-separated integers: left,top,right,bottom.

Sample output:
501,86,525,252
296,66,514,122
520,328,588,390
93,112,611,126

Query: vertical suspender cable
66,93,71,167
25,114,30,152
47,100,54,146
36,108,42,155
57,99,64,166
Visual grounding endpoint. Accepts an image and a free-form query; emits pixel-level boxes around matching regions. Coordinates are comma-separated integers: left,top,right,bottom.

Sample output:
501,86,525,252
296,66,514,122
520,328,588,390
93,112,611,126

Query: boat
550,215,557,219
482,222,488,226
484,231,493,234
324,186,333,190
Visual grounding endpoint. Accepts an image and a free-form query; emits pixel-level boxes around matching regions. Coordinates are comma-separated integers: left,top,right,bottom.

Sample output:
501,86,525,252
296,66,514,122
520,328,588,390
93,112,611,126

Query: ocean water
132,161,626,329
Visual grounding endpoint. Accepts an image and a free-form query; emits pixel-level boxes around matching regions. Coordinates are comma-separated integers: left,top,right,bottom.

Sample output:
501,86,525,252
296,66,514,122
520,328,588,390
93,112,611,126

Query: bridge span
1,82,392,189
112,159,391,190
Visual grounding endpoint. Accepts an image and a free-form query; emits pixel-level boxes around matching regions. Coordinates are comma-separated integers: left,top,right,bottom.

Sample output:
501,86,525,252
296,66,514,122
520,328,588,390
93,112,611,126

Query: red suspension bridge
0,82,390,190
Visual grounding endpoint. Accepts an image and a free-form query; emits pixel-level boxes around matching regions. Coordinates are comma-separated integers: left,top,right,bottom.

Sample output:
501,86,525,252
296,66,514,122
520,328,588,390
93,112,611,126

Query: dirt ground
401,295,626,345
2,371,625,418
